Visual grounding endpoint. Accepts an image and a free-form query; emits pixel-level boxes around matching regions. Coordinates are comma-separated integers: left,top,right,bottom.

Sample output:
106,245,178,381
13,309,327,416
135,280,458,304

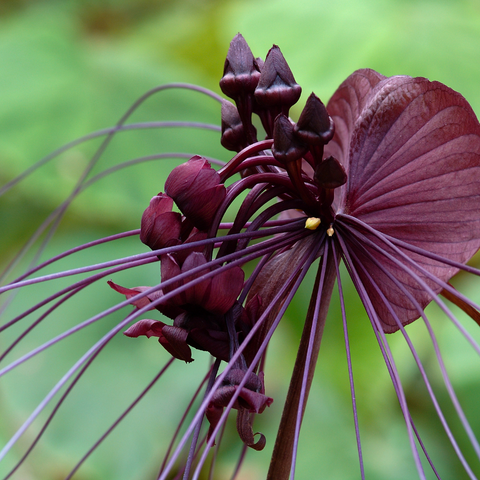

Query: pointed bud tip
220,33,261,98
314,156,347,189
254,45,301,109
295,92,335,145
271,114,308,164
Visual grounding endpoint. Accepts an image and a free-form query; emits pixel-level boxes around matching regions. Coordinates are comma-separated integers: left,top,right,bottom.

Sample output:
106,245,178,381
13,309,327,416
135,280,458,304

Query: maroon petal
160,254,182,293
204,265,245,315
164,155,207,194
254,45,301,110
295,92,335,146
187,328,230,361
160,325,193,362
221,99,248,152
141,209,181,251
236,409,266,451
124,320,193,362
189,184,226,231
219,33,261,99
124,318,166,338
205,403,223,444
272,114,308,164
176,229,208,265
325,69,386,169
140,193,180,249
205,369,272,450
236,385,273,413
108,281,158,310
165,156,226,230
179,252,210,306
338,75,480,330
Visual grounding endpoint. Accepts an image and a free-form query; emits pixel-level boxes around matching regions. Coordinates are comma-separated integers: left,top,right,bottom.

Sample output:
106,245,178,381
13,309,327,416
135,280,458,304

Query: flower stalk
267,244,337,480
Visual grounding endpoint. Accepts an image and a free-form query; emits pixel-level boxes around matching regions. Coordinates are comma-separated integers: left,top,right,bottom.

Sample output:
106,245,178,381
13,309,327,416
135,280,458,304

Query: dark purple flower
219,33,261,100
2,34,480,480
254,44,302,111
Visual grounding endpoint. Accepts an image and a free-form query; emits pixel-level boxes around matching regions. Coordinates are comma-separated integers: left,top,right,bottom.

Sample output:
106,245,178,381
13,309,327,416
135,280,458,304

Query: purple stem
337,215,480,355
218,139,274,182
229,444,248,480
158,366,212,475
0,228,305,377
0,311,140,462
0,256,155,334
182,359,221,480
0,120,221,199
1,221,304,294
1,286,85,362
341,233,459,478
1,81,224,286
10,229,140,285
192,239,326,480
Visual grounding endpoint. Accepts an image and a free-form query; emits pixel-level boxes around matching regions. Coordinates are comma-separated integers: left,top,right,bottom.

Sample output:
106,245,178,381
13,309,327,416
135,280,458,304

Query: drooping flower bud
295,92,335,145
220,99,249,152
271,114,308,164
254,45,301,111
220,33,262,100
314,156,347,189
165,156,226,231
206,369,273,450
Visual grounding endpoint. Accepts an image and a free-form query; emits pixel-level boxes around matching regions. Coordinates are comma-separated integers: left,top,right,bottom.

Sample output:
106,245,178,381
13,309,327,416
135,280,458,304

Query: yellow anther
305,217,321,230
326,226,335,237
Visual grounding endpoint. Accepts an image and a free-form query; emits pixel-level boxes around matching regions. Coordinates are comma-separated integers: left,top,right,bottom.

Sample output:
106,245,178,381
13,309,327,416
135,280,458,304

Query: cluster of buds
108,35,351,450
220,34,346,225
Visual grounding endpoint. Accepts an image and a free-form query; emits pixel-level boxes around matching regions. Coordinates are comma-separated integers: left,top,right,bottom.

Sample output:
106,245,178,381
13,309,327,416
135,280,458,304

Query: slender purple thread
335,232,427,479
332,244,365,480
342,231,467,478
290,240,330,480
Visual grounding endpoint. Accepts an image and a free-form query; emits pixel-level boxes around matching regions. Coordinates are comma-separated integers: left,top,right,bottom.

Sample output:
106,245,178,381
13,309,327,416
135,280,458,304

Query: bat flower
2,33,480,480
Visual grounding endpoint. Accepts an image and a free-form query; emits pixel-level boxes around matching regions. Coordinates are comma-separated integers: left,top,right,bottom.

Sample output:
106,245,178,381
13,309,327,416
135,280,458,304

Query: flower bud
206,369,273,450
220,33,261,100
165,156,226,231
295,92,335,145
220,99,249,152
271,114,308,164
254,45,301,110
314,156,347,189
140,193,182,250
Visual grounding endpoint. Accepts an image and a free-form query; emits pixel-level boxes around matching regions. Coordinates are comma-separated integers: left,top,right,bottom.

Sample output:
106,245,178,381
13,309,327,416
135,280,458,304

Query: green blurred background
1,0,480,478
